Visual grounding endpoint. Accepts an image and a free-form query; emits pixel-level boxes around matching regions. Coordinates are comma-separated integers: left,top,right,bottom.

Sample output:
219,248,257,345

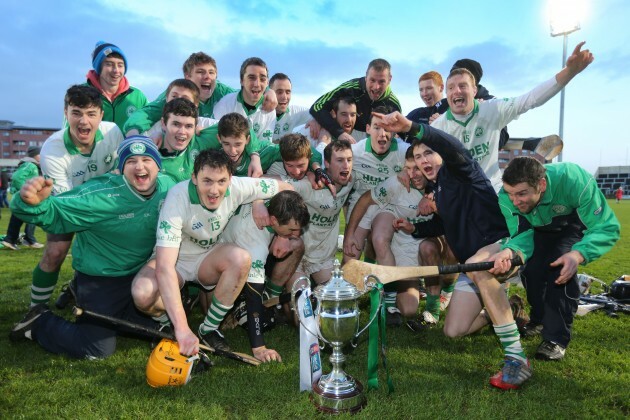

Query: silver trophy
292,260,382,414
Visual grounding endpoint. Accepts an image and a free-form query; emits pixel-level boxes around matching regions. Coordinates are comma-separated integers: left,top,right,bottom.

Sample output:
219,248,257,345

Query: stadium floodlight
548,0,583,162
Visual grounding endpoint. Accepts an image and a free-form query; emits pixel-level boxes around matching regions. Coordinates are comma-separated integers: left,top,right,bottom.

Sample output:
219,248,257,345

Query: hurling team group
8,39,619,390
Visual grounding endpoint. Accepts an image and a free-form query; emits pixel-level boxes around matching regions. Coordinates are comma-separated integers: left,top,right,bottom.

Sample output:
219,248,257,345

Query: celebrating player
131,149,293,356
220,190,310,362
85,41,147,130
309,59,401,142
496,157,619,360
270,73,311,142
288,140,355,284
10,137,173,358
432,42,594,191
345,148,431,319
212,57,276,143
29,85,124,308
377,111,531,390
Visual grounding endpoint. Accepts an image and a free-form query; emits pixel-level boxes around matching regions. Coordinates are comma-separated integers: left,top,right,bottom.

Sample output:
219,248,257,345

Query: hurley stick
72,307,261,366
341,257,523,290
502,135,563,161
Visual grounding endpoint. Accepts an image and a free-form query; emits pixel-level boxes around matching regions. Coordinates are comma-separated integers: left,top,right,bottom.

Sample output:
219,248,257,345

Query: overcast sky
1,0,629,173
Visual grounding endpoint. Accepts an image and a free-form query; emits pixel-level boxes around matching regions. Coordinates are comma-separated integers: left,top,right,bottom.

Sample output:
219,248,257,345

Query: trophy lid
313,260,362,301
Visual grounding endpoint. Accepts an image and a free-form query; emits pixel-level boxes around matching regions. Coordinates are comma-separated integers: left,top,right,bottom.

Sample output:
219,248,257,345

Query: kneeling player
345,148,432,325
131,149,292,356
220,190,310,362
10,137,173,359
378,111,531,390
288,140,355,284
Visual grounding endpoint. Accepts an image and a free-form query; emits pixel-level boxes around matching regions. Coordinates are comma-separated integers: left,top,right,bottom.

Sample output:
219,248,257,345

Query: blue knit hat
92,41,128,75
117,136,162,172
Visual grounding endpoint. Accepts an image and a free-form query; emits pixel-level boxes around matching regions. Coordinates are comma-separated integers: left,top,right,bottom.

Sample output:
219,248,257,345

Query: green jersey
159,125,262,182
123,82,237,134
499,163,620,264
231,138,325,177
261,143,323,177
11,173,176,276
83,81,147,132
9,160,40,194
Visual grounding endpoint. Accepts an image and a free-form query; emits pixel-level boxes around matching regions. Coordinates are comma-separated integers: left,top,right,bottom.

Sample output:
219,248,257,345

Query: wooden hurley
502,135,563,161
73,306,261,366
340,257,523,290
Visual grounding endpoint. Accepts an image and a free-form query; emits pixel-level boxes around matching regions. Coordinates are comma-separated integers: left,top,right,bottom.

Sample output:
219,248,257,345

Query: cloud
433,40,558,95
0,1,187,126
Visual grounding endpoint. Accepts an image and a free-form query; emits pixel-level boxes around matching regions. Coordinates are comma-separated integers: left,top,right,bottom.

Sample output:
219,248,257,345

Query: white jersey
370,176,430,224
432,77,561,191
349,136,409,211
212,92,275,143
156,177,280,257
287,174,356,264
265,161,288,178
369,176,432,266
40,122,123,195
219,202,274,284
273,105,311,142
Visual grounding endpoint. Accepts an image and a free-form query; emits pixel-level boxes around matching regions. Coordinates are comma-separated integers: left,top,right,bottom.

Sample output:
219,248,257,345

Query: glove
314,168,332,187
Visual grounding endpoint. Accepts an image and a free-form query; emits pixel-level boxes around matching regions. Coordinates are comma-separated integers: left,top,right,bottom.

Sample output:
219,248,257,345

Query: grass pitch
0,201,628,418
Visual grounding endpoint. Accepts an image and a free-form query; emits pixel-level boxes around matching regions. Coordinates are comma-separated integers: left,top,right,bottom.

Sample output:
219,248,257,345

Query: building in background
0,120,58,172
498,149,544,169
595,166,630,197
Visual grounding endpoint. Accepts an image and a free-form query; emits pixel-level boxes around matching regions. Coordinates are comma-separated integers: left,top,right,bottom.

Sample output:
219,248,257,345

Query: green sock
384,292,397,309
263,281,284,300
383,283,397,309
494,322,527,363
199,295,232,334
31,265,60,306
441,282,455,294
425,293,441,320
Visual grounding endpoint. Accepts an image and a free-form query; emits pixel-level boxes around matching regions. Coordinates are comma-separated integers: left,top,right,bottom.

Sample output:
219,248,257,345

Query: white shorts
454,273,508,294
391,232,421,266
358,204,397,230
174,251,217,291
297,258,334,277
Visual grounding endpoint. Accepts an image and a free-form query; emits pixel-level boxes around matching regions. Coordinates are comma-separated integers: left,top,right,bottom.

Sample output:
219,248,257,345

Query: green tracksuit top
9,160,40,194
499,162,620,264
123,82,237,134
11,173,175,276
84,82,148,131
231,141,323,177
258,143,323,174
159,125,262,182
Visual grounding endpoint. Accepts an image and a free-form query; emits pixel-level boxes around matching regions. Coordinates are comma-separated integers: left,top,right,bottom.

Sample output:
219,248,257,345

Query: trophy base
310,376,367,414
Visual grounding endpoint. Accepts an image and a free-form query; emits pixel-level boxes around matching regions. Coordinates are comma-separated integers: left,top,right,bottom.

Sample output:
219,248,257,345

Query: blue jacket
410,123,509,262
406,98,449,126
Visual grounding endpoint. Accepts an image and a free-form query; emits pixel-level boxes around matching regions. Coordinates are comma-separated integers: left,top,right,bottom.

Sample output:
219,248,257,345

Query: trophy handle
352,274,383,347
290,276,326,343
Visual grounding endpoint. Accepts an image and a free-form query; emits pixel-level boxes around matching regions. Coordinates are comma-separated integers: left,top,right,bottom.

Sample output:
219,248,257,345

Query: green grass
0,201,628,419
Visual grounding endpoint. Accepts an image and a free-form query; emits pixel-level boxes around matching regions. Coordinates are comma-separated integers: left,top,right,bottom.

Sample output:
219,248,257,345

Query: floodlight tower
550,3,581,162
